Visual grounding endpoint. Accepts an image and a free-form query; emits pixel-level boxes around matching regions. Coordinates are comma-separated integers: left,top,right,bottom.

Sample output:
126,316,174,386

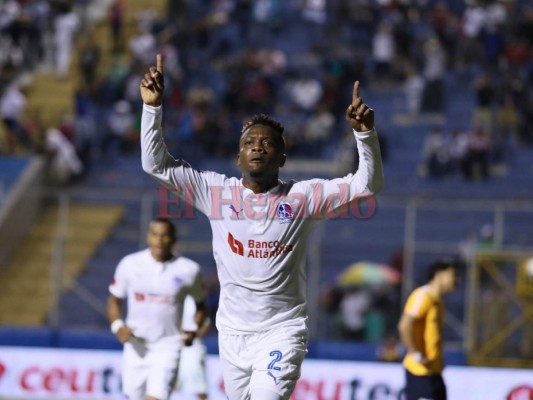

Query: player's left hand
116,325,134,343
346,81,374,132
182,331,196,346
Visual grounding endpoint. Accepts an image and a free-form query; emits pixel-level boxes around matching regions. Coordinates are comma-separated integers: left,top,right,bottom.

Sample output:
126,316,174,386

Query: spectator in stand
78,37,101,90
300,0,327,48
0,80,31,152
472,72,495,138
421,36,446,113
53,4,80,78
103,100,136,155
464,126,491,180
495,94,520,157
45,126,84,185
339,286,371,341
286,70,323,115
422,127,449,179
109,0,126,54
447,129,469,177
456,2,485,73
129,22,156,67
303,102,335,158
372,21,395,83
403,62,425,116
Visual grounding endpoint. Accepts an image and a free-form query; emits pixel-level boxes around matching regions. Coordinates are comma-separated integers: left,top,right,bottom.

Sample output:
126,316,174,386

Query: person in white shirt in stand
107,217,207,400
139,54,383,400
176,295,211,400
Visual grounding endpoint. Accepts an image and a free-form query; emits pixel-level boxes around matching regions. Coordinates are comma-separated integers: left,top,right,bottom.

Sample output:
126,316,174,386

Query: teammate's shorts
122,335,181,400
405,369,447,400
176,339,208,395
219,326,308,400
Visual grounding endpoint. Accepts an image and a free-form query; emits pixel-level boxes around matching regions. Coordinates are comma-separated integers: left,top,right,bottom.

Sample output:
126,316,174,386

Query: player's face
237,124,286,176
440,267,457,293
147,221,175,262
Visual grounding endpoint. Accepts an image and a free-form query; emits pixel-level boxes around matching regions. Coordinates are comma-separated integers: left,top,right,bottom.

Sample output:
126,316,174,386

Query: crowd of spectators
1,0,531,182
417,0,531,180
0,0,93,183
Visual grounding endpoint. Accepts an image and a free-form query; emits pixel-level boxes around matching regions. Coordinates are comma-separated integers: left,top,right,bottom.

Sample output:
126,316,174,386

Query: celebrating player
140,54,383,400
107,217,207,400
398,259,458,400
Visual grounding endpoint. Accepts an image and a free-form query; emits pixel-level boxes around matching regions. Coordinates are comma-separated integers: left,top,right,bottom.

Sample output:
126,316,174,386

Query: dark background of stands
0,0,531,364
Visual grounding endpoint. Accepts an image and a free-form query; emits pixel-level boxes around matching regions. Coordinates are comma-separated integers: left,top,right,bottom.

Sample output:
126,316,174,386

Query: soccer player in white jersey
139,55,383,400
176,295,211,400
107,218,207,400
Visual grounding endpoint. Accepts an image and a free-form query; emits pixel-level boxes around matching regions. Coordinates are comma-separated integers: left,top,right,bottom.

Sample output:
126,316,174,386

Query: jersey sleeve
181,295,199,331
304,129,384,218
404,288,430,319
188,263,206,303
141,104,220,215
109,257,128,299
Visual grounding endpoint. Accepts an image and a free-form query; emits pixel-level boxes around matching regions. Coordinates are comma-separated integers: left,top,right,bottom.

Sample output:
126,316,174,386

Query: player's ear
236,153,241,167
279,153,286,168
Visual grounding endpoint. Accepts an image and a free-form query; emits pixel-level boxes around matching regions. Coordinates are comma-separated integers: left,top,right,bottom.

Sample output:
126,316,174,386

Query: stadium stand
0,0,531,366
0,203,123,325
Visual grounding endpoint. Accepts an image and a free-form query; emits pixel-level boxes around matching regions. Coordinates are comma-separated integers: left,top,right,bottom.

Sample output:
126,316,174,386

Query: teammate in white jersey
139,55,383,400
107,218,207,400
176,295,211,400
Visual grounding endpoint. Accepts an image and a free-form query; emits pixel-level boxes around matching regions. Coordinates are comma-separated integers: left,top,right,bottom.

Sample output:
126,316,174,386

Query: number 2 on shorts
268,350,282,371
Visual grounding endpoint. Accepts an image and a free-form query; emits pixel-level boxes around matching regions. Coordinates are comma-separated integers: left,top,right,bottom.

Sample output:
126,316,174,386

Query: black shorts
404,369,447,400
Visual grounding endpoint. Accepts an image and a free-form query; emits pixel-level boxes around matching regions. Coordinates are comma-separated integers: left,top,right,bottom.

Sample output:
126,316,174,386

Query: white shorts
176,339,208,395
122,335,181,400
219,327,308,400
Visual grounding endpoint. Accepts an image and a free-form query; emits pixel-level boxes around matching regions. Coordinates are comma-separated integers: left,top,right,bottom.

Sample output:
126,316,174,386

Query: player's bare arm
194,300,208,327
140,54,165,106
398,313,430,366
182,300,208,346
196,318,211,338
345,81,374,132
107,294,134,343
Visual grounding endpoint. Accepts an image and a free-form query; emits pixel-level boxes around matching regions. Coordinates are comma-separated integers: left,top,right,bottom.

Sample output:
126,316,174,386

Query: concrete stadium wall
0,157,45,271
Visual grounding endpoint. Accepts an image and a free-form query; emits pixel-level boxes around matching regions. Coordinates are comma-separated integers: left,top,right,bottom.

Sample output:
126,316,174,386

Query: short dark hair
241,114,286,151
426,259,456,283
151,217,177,239
241,114,284,135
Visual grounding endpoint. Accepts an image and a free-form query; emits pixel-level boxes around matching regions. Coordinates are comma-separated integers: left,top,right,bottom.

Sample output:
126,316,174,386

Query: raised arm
140,53,164,107
307,81,383,217
345,81,374,132
344,80,383,195
139,55,216,215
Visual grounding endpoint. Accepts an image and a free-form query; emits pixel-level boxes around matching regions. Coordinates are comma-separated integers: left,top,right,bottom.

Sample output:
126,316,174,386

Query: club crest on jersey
277,203,294,224
172,277,184,286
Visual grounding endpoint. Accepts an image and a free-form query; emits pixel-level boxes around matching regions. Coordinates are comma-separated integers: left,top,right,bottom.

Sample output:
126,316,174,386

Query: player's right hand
116,325,134,343
182,331,196,346
140,54,164,106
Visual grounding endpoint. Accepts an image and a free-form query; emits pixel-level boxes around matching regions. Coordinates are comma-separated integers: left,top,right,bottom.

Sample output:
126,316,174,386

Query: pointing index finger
353,81,360,102
156,53,164,74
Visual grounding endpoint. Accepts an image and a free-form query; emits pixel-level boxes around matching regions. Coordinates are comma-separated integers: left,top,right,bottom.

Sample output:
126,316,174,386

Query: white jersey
141,104,383,335
109,249,205,342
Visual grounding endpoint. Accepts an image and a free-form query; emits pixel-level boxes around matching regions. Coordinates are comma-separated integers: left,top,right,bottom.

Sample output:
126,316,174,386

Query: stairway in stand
0,203,123,326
